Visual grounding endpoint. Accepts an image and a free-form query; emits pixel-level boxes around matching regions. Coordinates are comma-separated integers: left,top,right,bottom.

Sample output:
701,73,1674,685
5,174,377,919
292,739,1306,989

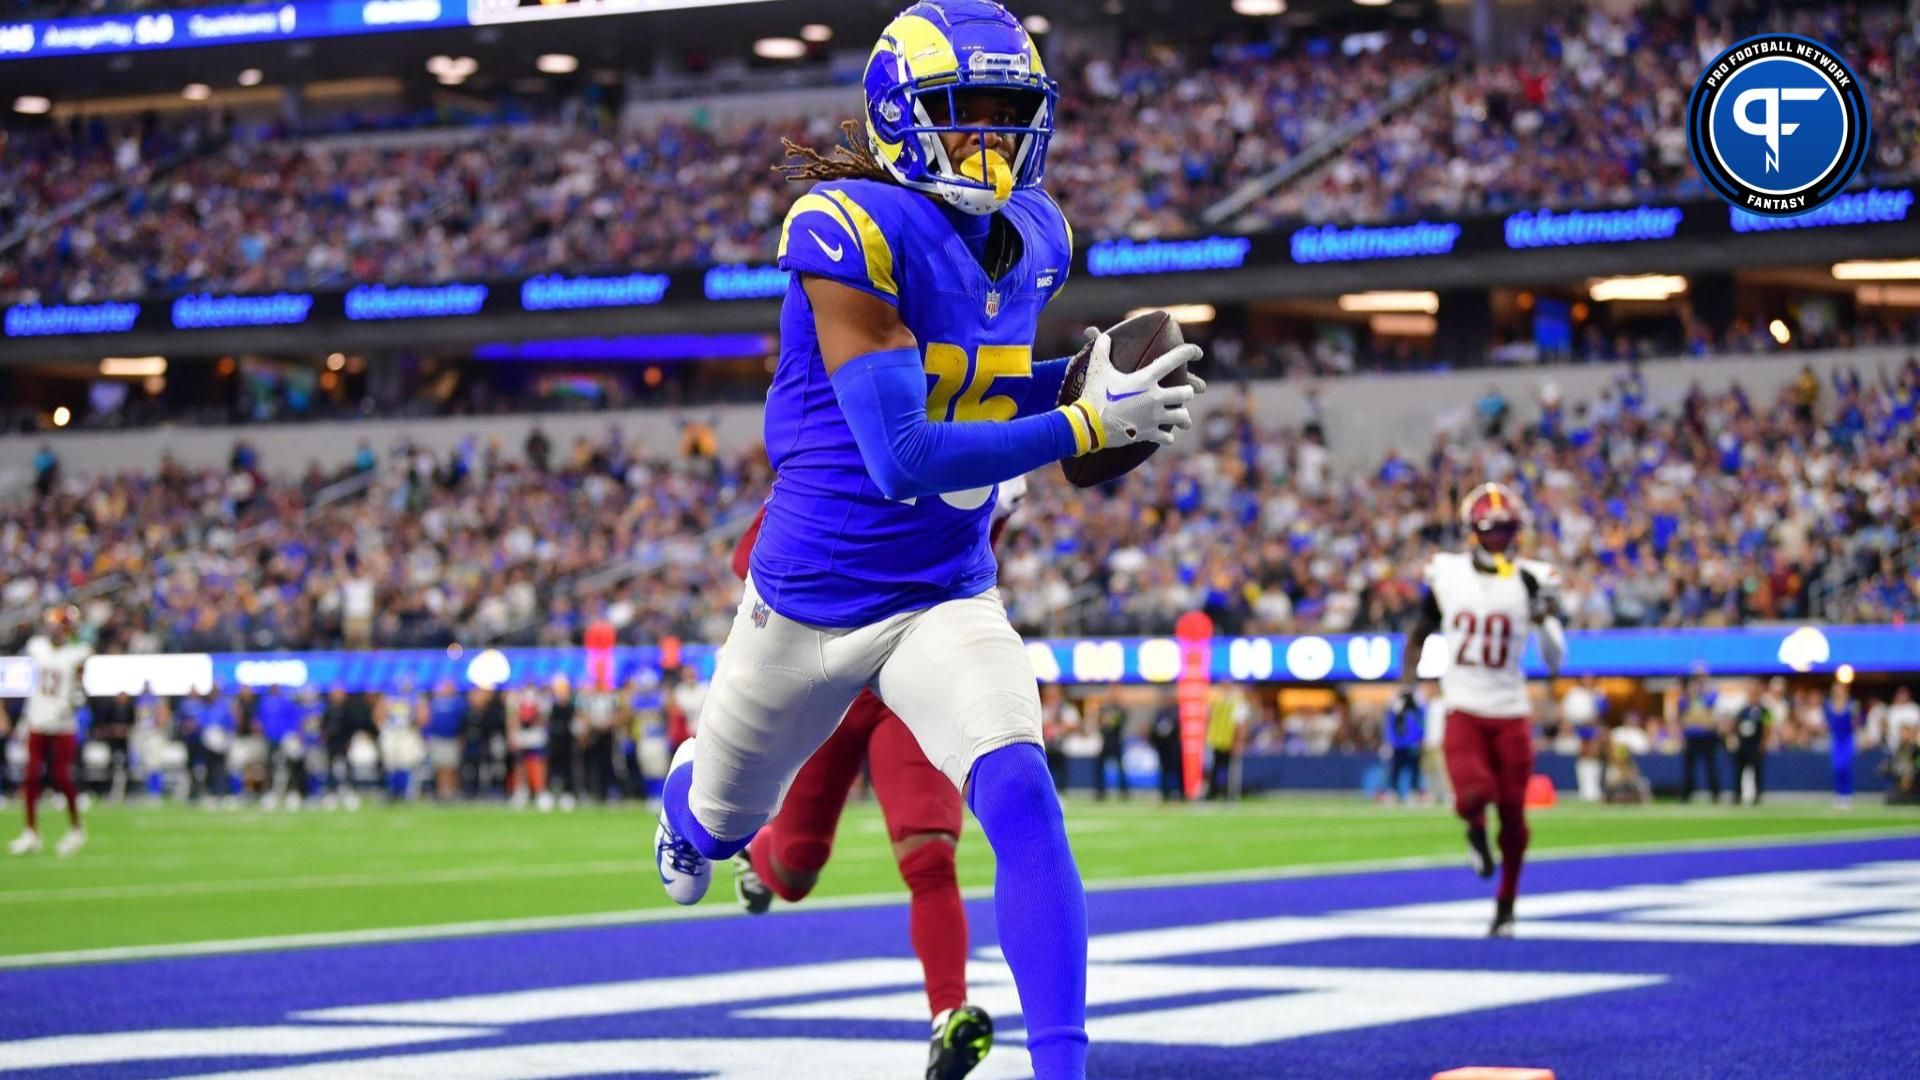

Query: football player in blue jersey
650,4,1201,1077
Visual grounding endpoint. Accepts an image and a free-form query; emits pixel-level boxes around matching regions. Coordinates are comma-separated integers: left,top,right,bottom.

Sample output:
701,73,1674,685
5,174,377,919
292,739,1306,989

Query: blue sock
967,743,1088,1079
663,758,756,860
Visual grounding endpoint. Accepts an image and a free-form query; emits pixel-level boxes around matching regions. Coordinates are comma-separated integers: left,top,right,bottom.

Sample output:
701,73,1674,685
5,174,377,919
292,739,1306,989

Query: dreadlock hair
776,119,894,184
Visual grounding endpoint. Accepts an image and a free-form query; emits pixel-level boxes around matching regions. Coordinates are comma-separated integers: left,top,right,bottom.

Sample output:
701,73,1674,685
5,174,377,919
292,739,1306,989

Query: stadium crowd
8,355,1917,659
3,420,770,656
1239,0,1920,229
12,0,1916,304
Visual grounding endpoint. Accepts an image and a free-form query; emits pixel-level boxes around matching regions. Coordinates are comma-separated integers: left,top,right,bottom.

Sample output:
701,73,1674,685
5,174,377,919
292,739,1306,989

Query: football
1058,308,1191,488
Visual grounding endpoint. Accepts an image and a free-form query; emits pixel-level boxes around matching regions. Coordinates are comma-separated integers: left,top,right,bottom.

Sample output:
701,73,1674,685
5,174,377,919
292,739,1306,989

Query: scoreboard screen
466,0,778,25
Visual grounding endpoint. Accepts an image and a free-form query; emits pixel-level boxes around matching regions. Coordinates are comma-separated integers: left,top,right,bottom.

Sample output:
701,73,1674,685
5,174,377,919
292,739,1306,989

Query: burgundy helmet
1459,482,1526,556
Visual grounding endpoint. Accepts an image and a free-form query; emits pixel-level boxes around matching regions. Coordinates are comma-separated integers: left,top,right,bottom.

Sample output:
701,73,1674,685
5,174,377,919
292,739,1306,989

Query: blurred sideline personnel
10,606,92,856
1383,685,1427,804
1399,483,1567,937
650,5,1202,1078
1825,682,1860,809
730,477,1027,1080
1730,680,1769,806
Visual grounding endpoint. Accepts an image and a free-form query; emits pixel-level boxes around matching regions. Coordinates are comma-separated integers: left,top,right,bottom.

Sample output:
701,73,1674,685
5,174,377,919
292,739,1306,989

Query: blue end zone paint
4,836,1918,1079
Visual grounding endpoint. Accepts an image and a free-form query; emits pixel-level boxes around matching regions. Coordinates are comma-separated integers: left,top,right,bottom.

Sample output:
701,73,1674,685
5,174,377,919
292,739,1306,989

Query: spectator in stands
31,445,58,499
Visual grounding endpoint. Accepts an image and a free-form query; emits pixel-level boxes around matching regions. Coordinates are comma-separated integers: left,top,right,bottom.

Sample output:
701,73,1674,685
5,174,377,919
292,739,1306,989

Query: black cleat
926,1003,994,1080
732,849,773,915
1489,897,1515,938
1466,825,1495,880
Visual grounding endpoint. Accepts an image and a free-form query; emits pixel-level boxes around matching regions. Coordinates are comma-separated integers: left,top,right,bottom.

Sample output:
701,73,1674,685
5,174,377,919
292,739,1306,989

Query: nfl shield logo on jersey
984,289,1001,319
750,600,770,629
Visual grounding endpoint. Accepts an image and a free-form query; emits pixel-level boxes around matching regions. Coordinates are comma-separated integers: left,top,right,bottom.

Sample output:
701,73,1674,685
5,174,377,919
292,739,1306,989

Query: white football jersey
1424,552,1559,719
24,635,92,734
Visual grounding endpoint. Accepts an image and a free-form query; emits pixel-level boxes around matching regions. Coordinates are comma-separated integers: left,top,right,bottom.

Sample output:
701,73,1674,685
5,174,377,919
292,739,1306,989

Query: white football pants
687,575,1044,842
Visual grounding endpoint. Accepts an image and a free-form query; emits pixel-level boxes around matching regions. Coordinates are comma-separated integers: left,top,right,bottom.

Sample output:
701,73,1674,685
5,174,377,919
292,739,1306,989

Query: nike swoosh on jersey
810,231,845,262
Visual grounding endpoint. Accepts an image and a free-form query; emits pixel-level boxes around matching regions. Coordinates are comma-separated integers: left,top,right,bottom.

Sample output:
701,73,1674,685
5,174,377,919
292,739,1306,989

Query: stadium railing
1202,63,1448,228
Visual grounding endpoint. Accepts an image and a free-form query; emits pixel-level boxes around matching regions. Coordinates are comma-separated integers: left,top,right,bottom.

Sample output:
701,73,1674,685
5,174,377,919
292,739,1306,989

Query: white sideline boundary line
2,824,1915,971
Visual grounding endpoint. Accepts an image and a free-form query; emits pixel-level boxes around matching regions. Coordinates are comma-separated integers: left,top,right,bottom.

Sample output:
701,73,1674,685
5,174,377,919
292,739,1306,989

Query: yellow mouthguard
958,149,1013,202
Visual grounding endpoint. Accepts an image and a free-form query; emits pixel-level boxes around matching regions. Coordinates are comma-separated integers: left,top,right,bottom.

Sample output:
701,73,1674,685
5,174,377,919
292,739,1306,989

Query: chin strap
1471,548,1515,577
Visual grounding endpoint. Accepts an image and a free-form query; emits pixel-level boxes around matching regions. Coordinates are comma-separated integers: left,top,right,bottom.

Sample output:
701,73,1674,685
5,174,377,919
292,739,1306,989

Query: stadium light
1831,259,1920,280
182,83,212,102
52,406,71,428
100,356,167,377
1588,274,1686,302
427,56,478,80
800,24,833,43
536,54,579,75
1337,290,1438,313
1769,319,1791,345
1232,0,1287,14
1126,303,1216,324
13,95,51,115
238,69,263,87
1352,0,1392,6
1369,313,1437,336
753,37,807,60
1021,14,1051,33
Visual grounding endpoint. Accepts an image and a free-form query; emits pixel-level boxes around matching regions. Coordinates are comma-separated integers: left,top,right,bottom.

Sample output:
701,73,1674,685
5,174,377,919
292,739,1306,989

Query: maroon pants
1444,710,1532,902
24,731,81,831
747,690,967,1016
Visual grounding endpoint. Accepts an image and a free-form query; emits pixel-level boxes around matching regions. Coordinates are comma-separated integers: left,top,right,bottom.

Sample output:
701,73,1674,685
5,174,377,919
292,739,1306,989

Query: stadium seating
8,355,1914,660
18,0,1918,302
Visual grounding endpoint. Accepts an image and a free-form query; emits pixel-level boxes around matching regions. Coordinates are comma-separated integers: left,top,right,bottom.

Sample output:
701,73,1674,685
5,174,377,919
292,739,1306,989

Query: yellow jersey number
905,342,1032,510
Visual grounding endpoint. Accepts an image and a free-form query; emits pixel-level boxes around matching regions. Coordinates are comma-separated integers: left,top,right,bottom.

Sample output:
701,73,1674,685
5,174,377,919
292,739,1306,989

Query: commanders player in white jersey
1397,482,1566,936
9,606,93,856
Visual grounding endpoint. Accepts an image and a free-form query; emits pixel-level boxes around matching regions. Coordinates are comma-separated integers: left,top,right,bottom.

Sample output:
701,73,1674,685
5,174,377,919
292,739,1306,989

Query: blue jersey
1825,701,1857,745
426,693,467,739
750,178,1074,627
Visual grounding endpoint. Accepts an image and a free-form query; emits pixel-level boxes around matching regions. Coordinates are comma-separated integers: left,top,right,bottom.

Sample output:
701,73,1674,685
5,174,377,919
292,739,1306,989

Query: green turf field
2,796,1914,959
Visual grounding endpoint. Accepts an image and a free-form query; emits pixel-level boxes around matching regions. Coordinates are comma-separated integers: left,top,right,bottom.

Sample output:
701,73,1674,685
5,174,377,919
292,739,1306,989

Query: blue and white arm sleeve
830,347,1101,501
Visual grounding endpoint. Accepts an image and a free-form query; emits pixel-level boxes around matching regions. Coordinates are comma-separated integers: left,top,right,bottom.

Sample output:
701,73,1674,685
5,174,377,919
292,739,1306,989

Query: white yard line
1,824,1914,970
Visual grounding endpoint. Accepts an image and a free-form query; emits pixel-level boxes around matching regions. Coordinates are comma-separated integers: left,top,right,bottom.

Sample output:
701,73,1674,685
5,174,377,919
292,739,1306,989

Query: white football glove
1069,326,1200,450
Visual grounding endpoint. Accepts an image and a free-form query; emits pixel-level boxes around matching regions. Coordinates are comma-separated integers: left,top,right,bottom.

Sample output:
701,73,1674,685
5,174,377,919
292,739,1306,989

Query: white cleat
536,791,555,813
559,792,577,812
655,740,711,905
55,828,86,858
9,830,42,856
